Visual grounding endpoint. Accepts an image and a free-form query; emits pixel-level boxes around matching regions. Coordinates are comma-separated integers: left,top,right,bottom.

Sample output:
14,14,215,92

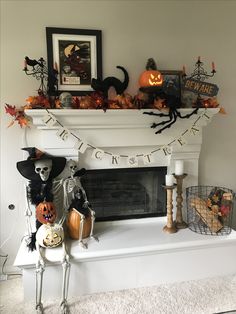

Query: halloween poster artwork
58,40,91,86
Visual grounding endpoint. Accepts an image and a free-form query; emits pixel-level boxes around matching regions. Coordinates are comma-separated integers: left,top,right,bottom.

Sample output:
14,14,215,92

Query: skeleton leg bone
35,242,45,314
60,242,70,314
89,208,99,242
78,213,88,249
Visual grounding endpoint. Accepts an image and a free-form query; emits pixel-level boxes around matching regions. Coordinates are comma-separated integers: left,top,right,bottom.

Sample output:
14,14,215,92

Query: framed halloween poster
46,27,102,95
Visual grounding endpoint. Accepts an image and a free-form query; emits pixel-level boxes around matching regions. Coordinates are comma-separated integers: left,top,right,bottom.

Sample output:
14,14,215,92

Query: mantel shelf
25,108,219,130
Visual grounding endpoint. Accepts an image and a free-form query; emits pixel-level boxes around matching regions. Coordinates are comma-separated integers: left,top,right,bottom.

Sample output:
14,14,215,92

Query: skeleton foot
79,240,88,249
90,235,99,242
60,300,69,314
36,303,44,314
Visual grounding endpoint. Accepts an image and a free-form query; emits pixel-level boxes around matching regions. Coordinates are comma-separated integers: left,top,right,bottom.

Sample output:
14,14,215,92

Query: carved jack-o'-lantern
36,201,57,224
36,223,64,248
139,58,163,88
139,70,163,87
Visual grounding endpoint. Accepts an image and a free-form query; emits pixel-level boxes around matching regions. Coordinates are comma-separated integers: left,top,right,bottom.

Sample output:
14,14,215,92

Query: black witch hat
16,147,66,181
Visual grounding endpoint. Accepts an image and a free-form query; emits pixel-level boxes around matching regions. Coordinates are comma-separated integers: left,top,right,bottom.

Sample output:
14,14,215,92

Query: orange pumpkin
36,201,57,224
66,208,92,240
139,70,163,87
139,58,163,88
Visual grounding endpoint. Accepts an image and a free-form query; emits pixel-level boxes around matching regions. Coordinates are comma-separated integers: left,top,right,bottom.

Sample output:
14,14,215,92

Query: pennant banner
42,109,212,167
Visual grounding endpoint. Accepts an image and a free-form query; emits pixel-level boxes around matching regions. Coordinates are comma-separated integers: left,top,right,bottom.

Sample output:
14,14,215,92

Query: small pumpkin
139,58,163,88
36,201,57,224
36,223,64,248
66,208,92,240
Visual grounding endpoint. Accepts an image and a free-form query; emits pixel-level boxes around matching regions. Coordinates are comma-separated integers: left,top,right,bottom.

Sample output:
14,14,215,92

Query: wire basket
186,186,234,235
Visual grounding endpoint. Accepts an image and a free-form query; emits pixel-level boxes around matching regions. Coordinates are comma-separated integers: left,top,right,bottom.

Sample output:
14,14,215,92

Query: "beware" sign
183,79,219,97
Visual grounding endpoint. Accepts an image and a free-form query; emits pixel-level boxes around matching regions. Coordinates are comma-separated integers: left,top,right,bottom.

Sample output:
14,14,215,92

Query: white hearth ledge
14,217,236,299
15,217,236,266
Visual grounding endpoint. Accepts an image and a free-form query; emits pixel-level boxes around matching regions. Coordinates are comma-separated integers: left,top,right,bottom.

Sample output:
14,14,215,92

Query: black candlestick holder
23,56,58,96
182,57,216,107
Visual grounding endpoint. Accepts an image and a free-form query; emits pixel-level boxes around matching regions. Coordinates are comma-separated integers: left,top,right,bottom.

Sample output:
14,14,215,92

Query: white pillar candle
165,174,174,186
175,160,184,175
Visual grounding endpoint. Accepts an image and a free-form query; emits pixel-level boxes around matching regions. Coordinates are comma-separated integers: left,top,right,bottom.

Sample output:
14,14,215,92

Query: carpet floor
0,275,236,314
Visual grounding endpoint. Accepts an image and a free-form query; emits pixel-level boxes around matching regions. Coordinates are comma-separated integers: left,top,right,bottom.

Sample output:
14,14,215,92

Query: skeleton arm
24,183,32,217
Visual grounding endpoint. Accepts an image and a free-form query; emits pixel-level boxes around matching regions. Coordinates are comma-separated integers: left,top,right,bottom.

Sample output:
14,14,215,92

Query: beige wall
1,0,236,271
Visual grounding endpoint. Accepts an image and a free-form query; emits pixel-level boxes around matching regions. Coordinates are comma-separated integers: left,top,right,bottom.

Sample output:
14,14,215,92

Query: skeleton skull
59,92,72,108
34,159,52,181
67,159,78,177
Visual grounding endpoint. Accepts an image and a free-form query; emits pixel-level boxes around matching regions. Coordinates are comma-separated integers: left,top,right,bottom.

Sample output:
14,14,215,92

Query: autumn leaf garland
5,104,30,128
5,94,51,128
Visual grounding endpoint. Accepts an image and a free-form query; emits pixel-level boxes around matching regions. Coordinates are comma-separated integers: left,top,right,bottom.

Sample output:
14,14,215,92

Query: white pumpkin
36,223,64,248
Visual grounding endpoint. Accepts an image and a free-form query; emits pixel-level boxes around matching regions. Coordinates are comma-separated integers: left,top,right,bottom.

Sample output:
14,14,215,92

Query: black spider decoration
143,94,199,134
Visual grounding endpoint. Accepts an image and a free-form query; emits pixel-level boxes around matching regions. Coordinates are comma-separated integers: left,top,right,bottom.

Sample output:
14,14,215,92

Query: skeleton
30,159,70,314
63,159,98,248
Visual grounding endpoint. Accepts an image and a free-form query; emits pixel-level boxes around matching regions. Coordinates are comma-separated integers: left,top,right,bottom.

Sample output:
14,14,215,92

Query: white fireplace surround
14,108,236,300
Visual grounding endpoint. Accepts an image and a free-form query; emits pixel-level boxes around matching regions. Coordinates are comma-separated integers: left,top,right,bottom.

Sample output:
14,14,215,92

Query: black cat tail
116,66,129,93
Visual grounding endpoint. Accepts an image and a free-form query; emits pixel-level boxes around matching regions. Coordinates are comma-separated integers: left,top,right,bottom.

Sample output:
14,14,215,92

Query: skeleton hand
82,201,90,209
36,256,45,270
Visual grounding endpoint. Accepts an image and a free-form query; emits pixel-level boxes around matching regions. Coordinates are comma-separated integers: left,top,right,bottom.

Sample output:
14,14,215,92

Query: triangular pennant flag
91,148,104,160
202,111,210,120
42,113,57,127
111,154,121,166
74,140,88,154
162,146,172,156
142,153,154,165
127,156,138,167
176,137,187,147
56,127,70,141
189,125,200,136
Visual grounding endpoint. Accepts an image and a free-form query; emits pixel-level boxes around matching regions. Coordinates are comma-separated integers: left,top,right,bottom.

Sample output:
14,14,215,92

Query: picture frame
46,27,102,96
160,70,183,104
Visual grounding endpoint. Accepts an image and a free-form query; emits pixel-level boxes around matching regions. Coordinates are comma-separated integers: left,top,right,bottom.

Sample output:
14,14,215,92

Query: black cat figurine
91,66,129,98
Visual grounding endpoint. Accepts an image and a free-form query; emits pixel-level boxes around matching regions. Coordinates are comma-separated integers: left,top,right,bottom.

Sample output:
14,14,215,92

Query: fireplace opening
81,167,167,222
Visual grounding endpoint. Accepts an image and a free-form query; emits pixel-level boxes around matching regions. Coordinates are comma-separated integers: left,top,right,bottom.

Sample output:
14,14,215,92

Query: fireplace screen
81,167,167,221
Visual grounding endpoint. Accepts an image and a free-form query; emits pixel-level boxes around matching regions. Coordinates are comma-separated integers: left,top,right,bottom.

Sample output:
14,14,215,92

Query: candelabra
182,57,216,107
162,184,177,234
174,174,188,229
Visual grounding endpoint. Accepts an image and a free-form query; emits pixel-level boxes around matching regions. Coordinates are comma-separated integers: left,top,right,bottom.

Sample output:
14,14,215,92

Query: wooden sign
183,79,219,97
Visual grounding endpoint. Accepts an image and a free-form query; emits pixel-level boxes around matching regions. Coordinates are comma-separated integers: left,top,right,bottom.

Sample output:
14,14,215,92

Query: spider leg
177,108,199,119
155,112,177,134
151,110,174,128
143,111,169,118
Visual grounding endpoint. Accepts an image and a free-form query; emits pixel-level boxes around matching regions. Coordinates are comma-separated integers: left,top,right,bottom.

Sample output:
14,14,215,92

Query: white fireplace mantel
25,108,219,130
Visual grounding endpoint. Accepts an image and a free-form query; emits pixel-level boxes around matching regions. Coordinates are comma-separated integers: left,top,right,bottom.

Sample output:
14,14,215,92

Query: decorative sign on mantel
41,108,217,167
183,79,219,97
